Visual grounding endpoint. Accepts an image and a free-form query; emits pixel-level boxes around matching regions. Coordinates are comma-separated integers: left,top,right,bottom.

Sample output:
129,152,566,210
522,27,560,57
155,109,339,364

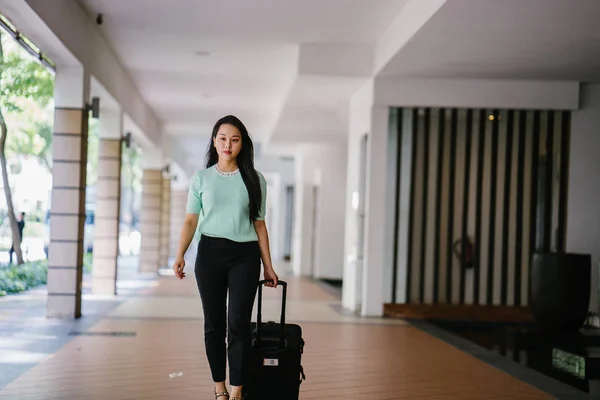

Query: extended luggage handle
256,279,287,348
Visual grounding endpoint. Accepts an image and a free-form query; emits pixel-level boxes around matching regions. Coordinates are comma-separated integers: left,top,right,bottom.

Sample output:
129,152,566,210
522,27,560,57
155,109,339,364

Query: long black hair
205,115,262,222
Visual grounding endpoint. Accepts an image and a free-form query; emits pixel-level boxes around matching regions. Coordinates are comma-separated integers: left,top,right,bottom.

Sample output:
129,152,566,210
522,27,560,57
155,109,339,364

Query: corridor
0,262,551,400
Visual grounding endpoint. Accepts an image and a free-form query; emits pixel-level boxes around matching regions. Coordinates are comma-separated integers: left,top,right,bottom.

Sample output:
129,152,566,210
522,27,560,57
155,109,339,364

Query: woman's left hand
263,268,279,288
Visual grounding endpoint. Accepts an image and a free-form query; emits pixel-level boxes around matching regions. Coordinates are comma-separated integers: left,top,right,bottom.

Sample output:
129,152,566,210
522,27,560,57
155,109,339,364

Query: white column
47,65,90,318
292,150,317,277
361,105,391,317
567,82,600,313
342,79,393,317
312,145,347,280
291,144,348,280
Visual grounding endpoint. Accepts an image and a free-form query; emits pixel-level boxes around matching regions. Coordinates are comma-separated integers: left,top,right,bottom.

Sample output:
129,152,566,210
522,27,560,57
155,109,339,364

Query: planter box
530,252,591,333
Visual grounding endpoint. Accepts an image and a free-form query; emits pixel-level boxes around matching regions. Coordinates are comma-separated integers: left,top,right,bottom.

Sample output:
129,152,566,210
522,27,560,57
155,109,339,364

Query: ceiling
79,0,406,142
74,0,600,175
379,0,600,81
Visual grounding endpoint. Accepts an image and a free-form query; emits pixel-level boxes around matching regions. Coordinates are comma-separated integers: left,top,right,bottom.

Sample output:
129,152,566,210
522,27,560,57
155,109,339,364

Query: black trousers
195,234,261,386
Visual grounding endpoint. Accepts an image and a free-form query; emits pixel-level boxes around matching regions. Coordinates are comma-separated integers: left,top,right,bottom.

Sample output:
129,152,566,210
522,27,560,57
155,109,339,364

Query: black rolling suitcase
243,280,306,399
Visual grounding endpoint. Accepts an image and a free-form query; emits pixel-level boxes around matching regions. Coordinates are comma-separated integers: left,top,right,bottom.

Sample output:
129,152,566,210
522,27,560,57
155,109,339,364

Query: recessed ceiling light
194,50,210,56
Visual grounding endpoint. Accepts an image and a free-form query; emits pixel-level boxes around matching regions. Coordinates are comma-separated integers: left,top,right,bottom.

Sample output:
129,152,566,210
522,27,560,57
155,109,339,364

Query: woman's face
213,123,242,162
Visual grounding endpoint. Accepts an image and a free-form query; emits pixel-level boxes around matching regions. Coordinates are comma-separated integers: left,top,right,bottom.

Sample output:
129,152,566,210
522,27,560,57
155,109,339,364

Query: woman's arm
254,220,278,287
173,213,199,279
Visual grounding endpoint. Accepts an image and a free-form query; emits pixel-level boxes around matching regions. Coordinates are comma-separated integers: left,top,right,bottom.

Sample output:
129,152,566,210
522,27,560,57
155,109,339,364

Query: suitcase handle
256,279,287,348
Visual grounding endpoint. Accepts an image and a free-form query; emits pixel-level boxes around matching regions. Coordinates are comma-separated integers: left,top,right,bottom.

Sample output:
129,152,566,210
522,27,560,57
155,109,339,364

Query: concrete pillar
292,145,347,280
361,106,390,317
47,66,89,318
169,190,187,260
91,137,122,294
139,169,162,273
292,151,318,277
341,81,391,317
159,175,171,268
312,145,347,280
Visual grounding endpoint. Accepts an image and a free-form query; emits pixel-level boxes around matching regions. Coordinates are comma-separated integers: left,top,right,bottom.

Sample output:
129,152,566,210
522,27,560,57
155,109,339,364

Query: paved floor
0,257,556,399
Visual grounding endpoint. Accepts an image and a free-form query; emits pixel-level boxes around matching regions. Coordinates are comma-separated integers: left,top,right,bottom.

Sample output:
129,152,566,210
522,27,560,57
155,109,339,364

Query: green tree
0,31,54,264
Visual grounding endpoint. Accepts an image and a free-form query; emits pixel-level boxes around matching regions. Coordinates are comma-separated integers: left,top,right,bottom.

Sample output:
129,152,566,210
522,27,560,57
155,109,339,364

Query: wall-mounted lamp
162,163,175,180
86,97,100,119
121,131,132,148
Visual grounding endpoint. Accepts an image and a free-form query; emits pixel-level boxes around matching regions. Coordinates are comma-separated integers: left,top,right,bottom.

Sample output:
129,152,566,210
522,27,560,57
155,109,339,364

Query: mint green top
186,165,267,243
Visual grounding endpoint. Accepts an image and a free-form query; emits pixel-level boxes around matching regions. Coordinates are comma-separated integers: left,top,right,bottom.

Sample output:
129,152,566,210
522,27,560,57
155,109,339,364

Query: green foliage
0,31,55,165
0,260,47,296
86,119,99,186
83,251,93,273
122,144,142,192
0,49,53,111
0,253,93,297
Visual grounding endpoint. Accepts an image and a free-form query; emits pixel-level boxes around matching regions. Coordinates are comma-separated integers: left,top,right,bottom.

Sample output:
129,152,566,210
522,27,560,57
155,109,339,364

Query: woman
172,115,279,400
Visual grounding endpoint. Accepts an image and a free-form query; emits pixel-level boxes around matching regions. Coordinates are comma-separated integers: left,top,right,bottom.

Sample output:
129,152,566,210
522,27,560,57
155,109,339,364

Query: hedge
0,260,48,297
0,253,95,297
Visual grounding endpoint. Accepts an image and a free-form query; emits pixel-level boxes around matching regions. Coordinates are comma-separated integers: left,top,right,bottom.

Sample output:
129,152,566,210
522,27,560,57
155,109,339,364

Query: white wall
313,145,347,280
255,155,295,262
292,151,317,276
567,82,600,313
374,77,580,111
292,145,347,279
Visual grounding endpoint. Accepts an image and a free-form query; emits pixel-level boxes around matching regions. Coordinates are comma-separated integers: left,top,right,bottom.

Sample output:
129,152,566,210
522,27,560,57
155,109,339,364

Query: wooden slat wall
394,108,571,310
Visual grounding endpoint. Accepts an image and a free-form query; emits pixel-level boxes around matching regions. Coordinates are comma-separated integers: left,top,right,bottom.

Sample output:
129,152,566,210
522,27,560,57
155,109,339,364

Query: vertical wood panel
393,107,569,310
460,110,474,305
433,109,445,303
521,119,534,307
556,111,570,252
528,111,541,303
392,110,403,303
500,111,514,306
411,110,426,303
446,109,458,304
406,109,419,303
542,112,555,252
486,110,500,306
473,109,486,305
419,109,431,303
424,110,440,304
514,111,527,306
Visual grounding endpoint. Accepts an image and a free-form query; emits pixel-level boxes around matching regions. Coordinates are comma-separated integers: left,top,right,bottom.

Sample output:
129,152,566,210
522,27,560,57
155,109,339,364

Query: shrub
0,260,48,297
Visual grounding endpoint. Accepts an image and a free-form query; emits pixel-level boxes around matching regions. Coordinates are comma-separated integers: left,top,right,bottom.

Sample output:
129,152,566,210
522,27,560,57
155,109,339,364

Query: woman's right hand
173,257,186,280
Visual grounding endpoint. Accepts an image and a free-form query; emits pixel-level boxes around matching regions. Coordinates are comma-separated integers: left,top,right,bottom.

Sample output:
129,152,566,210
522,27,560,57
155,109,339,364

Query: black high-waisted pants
194,234,261,386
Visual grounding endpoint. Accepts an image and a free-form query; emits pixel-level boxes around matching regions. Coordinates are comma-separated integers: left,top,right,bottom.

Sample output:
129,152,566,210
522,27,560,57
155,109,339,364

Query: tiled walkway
0,261,554,399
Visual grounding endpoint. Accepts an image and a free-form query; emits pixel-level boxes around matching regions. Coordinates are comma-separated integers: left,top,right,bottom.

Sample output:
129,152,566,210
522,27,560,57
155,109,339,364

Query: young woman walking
172,115,278,399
